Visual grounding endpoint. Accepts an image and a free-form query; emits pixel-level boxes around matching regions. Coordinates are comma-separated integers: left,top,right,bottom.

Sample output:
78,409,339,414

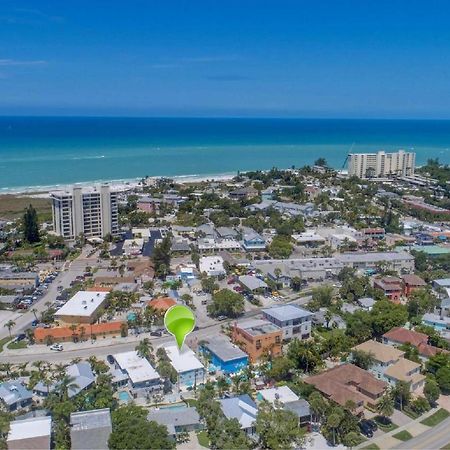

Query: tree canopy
207,288,245,318
23,204,40,243
109,405,174,450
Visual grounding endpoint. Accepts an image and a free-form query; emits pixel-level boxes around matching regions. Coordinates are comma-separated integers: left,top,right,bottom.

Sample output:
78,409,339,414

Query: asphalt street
396,416,450,450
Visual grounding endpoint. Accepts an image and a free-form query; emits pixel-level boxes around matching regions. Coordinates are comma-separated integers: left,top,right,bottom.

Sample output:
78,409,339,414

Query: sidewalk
0,330,164,357
356,407,439,450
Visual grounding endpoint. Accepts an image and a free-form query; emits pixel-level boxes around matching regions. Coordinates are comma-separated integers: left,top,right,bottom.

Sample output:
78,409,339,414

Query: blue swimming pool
159,403,188,410
118,391,132,402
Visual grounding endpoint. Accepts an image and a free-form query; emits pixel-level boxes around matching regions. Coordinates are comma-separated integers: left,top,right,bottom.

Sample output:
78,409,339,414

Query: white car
49,344,63,352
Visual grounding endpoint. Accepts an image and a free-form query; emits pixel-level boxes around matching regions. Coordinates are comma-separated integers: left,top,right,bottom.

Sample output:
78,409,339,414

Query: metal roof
203,337,248,362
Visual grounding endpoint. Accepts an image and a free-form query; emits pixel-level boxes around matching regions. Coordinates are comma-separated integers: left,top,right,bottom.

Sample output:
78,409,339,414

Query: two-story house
352,340,425,391
241,229,266,252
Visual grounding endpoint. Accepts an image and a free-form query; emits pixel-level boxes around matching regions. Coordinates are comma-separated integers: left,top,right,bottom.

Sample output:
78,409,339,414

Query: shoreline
0,171,238,198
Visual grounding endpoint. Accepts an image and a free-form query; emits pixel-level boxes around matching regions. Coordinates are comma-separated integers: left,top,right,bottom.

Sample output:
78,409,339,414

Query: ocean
1,116,450,192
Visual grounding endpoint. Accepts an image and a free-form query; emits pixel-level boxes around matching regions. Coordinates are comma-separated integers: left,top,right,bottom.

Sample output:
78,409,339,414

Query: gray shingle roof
147,407,201,435
0,381,32,407
220,395,257,430
284,399,311,418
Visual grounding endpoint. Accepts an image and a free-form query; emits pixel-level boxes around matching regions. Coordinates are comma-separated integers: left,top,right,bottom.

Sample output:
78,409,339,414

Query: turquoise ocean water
1,117,450,191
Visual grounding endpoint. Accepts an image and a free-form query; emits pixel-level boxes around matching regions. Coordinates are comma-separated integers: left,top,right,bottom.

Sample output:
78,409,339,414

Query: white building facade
51,184,119,239
348,150,415,179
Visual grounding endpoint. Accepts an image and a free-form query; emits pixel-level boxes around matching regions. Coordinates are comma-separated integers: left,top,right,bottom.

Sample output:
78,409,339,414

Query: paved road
2,320,224,364
2,295,312,364
396,416,450,450
0,247,98,340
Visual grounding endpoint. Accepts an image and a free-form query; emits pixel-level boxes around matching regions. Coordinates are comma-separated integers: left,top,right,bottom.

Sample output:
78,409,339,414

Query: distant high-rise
51,185,119,239
348,150,415,179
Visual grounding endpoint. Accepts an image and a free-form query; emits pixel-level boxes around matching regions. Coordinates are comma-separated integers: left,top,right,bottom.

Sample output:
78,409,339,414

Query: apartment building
262,305,313,340
231,319,282,362
51,184,119,239
348,150,415,179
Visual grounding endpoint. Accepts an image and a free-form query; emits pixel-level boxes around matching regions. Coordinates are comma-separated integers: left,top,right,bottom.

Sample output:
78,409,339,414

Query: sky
1,0,450,118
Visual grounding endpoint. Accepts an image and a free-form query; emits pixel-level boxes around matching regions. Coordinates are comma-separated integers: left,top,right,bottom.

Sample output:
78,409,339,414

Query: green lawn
421,409,450,427
393,430,413,441
7,340,28,350
196,430,209,448
362,444,380,450
0,337,11,352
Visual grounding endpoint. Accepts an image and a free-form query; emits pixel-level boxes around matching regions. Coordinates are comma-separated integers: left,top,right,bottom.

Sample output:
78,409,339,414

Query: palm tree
31,308,38,321
327,412,342,446
135,338,153,361
4,320,15,338
377,391,394,419
69,324,78,342
0,363,13,377
57,374,79,401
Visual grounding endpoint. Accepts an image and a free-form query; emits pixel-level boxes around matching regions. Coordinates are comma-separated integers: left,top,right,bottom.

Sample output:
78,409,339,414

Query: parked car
216,315,228,321
150,330,162,337
106,354,115,364
358,420,374,438
50,344,63,352
365,419,378,432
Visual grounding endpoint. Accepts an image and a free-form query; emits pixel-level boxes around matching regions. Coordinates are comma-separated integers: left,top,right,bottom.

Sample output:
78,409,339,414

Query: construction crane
341,142,355,170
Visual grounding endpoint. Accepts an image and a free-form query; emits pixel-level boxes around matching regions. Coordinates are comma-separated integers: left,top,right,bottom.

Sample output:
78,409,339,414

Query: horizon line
1,114,450,122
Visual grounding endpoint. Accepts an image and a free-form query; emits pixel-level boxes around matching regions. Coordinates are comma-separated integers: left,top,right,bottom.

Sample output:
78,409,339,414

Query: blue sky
1,1,450,118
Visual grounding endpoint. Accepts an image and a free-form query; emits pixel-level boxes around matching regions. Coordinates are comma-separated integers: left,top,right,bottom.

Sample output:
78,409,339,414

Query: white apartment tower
51,185,119,239
348,150,415,179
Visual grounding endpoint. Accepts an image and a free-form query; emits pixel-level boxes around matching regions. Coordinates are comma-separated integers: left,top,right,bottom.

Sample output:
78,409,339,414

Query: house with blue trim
201,337,248,374
241,228,266,251
164,345,205,390
0,381,32,412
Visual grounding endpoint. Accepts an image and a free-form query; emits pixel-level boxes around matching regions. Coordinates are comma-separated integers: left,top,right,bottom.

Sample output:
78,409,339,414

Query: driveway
391,409,413,427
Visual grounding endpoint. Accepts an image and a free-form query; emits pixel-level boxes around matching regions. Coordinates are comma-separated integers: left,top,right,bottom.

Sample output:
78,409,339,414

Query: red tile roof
148,297,176,311
383,327,428,347
305,363,387,407
401,274,426,287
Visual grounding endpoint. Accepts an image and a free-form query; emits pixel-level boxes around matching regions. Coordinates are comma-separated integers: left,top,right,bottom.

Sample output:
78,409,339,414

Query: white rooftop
164,345,204,374
199,256,225,275
258,385,299,405
113,350,160,384
55,291,107,318
8,416,51,441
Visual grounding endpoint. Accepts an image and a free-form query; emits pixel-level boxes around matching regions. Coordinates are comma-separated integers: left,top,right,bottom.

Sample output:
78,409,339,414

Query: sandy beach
3,172,237,198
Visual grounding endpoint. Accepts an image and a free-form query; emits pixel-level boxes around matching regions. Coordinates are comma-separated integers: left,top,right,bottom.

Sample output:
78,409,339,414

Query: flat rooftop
164,345,204,374
263,304,313,322
55,290,107,318
8,416,51,441
236,318,280,336
204,337,248,362
113,350,160,384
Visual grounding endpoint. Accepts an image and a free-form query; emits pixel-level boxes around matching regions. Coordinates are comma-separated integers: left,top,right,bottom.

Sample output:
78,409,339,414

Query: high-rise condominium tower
348,150,415,179
51,185,119,239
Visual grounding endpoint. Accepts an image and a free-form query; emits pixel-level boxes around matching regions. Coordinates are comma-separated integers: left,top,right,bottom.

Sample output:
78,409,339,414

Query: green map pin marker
164,305,196,349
